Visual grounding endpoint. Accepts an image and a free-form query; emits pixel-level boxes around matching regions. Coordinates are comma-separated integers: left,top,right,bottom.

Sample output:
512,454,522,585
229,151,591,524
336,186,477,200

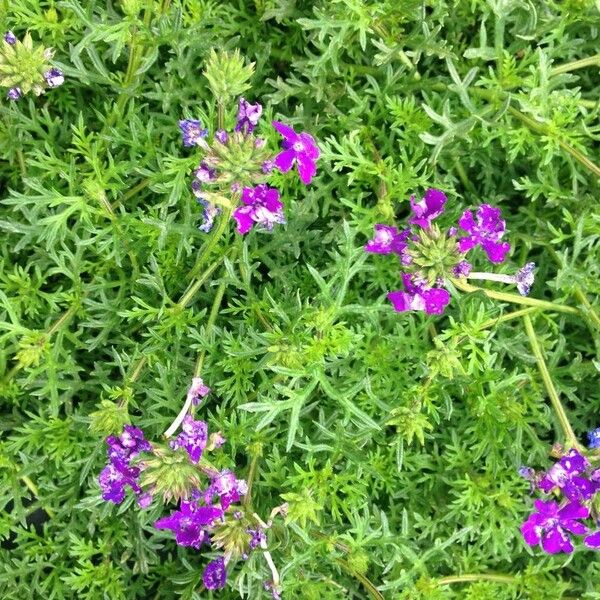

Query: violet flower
521,499,589,554
179,119,208,147
169,415,208,463
538,449,597,502
203,469,248,510
272,121,320,185
585,530,600,549
457,204,511,264
387,274,451,316
235,98,262,134
232,184,285,235
588,427,600,449
155,500,223,548
203,556,227,590
408,188,447,229
186,377,211,406
4,31,16,45
364,224,410,261
44,68,64,88
7,87,21,101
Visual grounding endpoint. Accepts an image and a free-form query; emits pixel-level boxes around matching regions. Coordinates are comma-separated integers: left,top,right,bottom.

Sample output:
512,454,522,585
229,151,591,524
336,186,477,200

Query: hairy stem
438,573,518,586
551,53,600,76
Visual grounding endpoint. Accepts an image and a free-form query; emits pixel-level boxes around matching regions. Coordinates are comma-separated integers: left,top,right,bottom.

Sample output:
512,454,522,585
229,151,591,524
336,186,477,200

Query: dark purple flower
99,463,135,503
186,377,210,406
248,527,266,550
364,224,410,261
588,427,600,449
106,425,151,469
408,188,447,229
155,501,222,548
44,68,64,88
272,121,320,185
585,530,600,549
7,87,21,101
179,119,208,147
515,262,535,296
387,273,451,316
538,449,597,502
235,98,262,134
453,260,472,277
203,556,227,590
457,204,510,263
233,184,285,235
521,499,589,554
170,415,208,463
4,31,16,45
203,470,247,510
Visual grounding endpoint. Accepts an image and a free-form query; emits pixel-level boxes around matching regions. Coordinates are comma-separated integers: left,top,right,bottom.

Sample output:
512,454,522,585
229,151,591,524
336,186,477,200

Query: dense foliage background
1,0,599,598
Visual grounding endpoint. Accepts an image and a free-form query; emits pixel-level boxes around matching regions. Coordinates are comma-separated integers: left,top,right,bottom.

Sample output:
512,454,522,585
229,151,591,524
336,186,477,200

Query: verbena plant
1,1,600,599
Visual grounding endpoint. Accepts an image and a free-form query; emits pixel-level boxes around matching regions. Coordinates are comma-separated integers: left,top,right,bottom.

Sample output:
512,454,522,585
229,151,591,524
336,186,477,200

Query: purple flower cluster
365,189,531,315
98,425,152,506
179,97,319,234
520,446,600,553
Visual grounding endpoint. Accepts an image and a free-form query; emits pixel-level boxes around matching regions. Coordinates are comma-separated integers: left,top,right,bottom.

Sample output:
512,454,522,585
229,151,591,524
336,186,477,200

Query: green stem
522,313,580,449
551,53,600,76
573,287,600,330
438,574,518,586
480,306,539,329
243,452,260,507
21,475,56,519
451,278,579,315
178,254,225,309
336,559,385,600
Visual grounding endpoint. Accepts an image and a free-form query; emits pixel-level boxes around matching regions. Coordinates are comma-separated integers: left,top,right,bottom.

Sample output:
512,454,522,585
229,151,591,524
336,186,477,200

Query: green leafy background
1,0,599,598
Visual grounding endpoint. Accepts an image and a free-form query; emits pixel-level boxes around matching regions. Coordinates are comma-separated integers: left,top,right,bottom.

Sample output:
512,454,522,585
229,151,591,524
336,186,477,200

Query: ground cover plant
1,0,600,598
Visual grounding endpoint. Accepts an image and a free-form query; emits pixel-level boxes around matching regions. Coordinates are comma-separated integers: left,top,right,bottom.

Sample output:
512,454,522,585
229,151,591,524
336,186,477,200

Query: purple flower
186,377,210,406
515,262,535,296
262,159,274,173
215,129,228,144
106,425,151,469
4,31,16,45
7,87,21,101
99,463,138,503
272,121,320,185
203,470,248,510
588,427,600,449
198,201,221,233
170,415,208,463
179,119,208,147
155,500,222,548
521,499,589,554
584,530,600,549
248,527,266,550
408,188,447,229
387,274,451,315
233,184,285,235
44,68,64,88
538,449,597,502
203,556,227,590
453,260,472,277
235,98,262,134
457,204,510,263
194,162,216,183
364,224,410,261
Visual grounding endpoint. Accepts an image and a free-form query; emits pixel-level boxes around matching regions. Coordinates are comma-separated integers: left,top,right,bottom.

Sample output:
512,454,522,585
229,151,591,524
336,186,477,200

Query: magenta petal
482,240,510,263
541,527,573,554
296,154,316,184
558,501,590,521
584,530,600,549
458,209,476,233
272,120,297,141
387,291,413,312
422,288,451,315
273,149,296,173
457,236,477,253
521,519,541,546
299,131,320,159
233,207,254,234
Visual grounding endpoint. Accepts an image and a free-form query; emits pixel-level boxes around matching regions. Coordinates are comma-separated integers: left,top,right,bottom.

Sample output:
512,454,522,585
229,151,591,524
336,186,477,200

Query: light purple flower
521,499,589,554
179,119,208,147
588,427,600,449
538,449,597,502
7,87,21,101
235,98,262,134
515,262,535,296
4,31,16,45
155,500,222,548
194,162,216,183
457,204,510,263
233,184,285,235
248,527,266,550
364,224,410,262
387,273,451,315
198,201,221,233
203,469,248,510
186,377,210,406
408,188,447,229
203,556,227,590
453,260,472,277
215,129,228,144
170,415,208,463
272,121,320,185
44,68,64,88
585,530,600,549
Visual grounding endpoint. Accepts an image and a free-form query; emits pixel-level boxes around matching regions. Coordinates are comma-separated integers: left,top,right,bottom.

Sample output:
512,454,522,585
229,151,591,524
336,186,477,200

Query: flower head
588,427,600,449
235,98,262,134
186,377,211,406
44,67,64,88
204,469,248,510
408,188,447,229
4,31,16,45
7,87,21,101
179,119,208,147
155,500,223,548
364,224,410,261
538,449,597,502
515,262,535,296
387,274,450,315
203,556,227,590
272,120,320,185
170,415,208,463
233,184,285,235
521,499,589,554
457,204,510,263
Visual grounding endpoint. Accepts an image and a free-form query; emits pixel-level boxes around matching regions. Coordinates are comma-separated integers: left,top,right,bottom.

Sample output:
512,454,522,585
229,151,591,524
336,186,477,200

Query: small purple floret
515,262,535,296
272,121,320,185
203,556,227,590
214,129,228,144
179,119,208,147
364,224,410,261
457,204,510,263
203,469,248,510
388,273,451,316
170,415,208,463
44,68,64,88
538,449,597,502
4,31,16,45
155,500,222,548
453,260,472,277
186,377,210,406
585,530,600,549
521,499,589,554
588,427,600,449
233,184,285,235
408,188,447,229
7,87,21,101
235,98,262,134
